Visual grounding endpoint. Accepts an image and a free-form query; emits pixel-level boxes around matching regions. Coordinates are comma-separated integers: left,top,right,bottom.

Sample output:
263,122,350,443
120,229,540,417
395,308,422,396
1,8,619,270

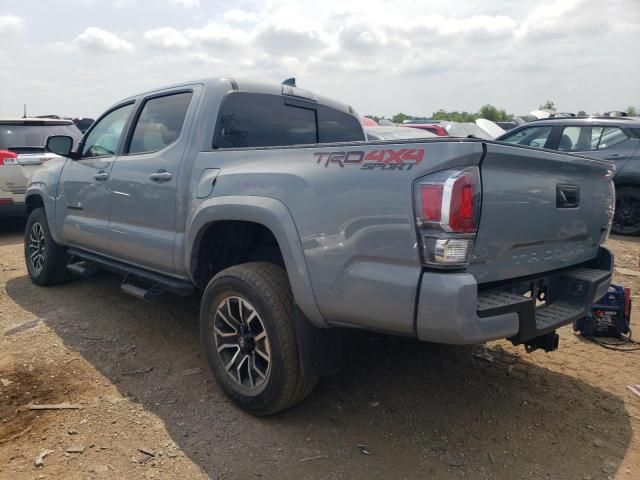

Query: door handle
93,170,109,181
149,170,173,182
556,184,580,208
604,154,626,160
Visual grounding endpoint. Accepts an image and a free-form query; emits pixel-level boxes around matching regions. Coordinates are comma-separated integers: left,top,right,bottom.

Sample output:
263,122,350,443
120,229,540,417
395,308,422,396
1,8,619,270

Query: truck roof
119,77,356,117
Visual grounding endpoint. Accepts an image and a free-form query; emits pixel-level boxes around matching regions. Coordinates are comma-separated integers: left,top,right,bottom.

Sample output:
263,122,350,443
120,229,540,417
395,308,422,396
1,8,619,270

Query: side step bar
67,261,100,278
67,248,195,297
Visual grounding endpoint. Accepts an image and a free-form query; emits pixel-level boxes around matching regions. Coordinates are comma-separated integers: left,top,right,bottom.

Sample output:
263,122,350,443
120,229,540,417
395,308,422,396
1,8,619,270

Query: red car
401,123,448,136
360,117,379,127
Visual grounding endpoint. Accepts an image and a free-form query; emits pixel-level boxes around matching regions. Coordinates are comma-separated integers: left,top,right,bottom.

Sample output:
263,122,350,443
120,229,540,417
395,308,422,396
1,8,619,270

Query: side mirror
45,135,74,157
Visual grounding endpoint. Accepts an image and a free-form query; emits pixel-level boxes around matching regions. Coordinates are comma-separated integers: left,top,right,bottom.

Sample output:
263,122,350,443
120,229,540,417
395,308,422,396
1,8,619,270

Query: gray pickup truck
25,78,615,415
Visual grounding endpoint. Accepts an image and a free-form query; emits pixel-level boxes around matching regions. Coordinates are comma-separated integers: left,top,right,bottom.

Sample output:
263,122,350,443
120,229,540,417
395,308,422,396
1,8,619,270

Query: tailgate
469,143,614,284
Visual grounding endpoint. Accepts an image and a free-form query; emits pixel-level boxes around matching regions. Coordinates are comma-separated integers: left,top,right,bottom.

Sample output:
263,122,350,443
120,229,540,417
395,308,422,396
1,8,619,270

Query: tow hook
524,332,559,353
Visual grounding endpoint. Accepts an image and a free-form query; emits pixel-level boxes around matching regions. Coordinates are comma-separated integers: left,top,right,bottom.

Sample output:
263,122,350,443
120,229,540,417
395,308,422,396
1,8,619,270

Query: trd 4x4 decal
314,149,425,170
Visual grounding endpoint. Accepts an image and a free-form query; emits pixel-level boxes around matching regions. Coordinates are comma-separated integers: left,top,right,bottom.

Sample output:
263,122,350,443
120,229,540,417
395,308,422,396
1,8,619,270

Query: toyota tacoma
24,77,615,415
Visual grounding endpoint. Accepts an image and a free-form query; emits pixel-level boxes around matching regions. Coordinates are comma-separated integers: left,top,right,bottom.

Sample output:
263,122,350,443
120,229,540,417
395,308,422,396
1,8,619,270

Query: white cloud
144,27,190,49
184,23,250,48
223,9,258,24
163,0,200,7
254,24,329,55
0,15,22,35
75,27,133,53
1,0,639,118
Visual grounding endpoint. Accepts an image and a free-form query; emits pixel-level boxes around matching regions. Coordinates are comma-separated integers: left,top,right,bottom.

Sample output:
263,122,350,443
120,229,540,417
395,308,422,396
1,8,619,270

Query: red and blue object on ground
574,284,631,339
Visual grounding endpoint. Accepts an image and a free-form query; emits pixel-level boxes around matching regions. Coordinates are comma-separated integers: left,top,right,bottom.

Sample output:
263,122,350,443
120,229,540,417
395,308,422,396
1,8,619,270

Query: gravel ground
1,217,639,480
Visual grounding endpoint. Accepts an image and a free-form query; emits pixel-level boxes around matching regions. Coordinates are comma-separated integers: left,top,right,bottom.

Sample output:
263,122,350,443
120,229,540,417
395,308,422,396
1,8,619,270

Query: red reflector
624,287,631,317
0,198,14,205
420,184,443,222
448,173,477,233
0,149,17,166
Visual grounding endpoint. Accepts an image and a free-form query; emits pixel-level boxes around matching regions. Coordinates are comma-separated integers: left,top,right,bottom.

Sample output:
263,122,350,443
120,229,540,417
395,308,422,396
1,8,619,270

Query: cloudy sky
0,0,638,119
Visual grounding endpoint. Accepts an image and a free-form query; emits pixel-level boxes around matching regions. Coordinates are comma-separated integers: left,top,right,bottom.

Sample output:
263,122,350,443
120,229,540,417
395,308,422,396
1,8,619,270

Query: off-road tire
24,207,70,286
200,262,317,415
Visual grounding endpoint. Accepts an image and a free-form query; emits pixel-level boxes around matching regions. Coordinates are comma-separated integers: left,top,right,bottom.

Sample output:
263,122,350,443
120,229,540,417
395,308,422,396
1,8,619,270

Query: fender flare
24,185,62,244
185,195,326,328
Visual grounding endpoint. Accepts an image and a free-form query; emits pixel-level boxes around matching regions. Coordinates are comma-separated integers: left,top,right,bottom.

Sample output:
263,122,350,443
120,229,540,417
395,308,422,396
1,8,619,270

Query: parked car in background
360,117,379,127
401,122,448,136
72,117,95,133
0,118,82,217
364,125,436,140
497,117,640,235
495,121,518,131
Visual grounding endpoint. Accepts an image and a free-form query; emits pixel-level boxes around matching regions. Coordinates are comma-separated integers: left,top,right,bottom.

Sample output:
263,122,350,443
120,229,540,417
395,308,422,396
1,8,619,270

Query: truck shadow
5,272,634,479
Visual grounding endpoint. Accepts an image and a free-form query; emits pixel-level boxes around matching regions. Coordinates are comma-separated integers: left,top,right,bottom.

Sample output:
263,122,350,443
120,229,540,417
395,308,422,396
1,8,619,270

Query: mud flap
294,306,344,378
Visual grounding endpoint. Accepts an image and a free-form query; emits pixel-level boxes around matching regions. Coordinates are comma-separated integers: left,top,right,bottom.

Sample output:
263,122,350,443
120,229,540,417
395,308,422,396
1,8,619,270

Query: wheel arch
186,196,325,327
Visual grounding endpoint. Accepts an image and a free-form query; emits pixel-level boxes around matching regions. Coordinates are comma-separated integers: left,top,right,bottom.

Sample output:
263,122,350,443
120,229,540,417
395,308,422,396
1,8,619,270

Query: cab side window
82,103,134,158
128,92,193,155
501,126,553,148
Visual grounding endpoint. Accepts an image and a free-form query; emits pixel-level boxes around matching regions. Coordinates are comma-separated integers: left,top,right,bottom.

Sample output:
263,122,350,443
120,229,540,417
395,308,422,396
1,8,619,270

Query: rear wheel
612,186,640,235
200,262,317,415
24,207,70,286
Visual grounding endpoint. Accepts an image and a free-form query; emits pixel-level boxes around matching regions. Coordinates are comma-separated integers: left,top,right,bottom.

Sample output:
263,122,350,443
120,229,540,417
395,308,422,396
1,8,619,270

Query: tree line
367,102,638,124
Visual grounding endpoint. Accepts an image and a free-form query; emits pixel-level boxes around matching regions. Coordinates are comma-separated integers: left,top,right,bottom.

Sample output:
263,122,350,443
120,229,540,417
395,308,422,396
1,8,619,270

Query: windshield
0,124,82,149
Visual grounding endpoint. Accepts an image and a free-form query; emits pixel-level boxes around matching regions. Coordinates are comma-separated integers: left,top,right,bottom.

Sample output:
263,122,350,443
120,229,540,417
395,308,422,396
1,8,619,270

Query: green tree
627,106,638,117
577,110,587,116
539,100,556,111
391,112,411,124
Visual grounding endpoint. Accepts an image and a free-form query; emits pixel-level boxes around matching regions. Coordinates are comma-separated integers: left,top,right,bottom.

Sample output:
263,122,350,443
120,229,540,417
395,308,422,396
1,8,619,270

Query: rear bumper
416,247,613,345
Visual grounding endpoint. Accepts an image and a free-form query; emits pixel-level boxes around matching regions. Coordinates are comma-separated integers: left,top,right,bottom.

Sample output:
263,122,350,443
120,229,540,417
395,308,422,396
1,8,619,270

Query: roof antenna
23,103,27,118
282,78,296,87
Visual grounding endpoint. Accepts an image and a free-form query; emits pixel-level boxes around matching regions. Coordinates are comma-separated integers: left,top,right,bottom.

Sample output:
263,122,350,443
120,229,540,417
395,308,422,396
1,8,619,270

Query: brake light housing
0,150,17,166
414,167,481,268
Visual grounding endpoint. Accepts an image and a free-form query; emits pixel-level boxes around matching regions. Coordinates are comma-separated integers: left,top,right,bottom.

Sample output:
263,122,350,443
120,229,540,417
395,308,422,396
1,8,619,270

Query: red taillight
414,167,481,267
0,150,17,166
447,172,478,233
420,184,443,222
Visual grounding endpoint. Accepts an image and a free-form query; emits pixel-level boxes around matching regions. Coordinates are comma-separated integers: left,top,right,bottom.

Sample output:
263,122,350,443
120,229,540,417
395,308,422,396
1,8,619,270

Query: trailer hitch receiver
524,331,559,353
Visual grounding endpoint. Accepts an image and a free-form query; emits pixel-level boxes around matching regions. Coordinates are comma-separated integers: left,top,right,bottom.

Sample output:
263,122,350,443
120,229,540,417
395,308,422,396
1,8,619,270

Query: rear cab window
213,92,364,149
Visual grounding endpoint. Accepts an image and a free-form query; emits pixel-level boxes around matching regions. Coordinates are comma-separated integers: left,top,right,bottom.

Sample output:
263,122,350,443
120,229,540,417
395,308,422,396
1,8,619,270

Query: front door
106,89,196,273
56,103,134,254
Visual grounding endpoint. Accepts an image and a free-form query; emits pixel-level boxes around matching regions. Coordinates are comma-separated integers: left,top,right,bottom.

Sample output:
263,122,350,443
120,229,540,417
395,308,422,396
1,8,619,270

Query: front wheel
612,186,640,235
24,207,70,286
200,262,317,415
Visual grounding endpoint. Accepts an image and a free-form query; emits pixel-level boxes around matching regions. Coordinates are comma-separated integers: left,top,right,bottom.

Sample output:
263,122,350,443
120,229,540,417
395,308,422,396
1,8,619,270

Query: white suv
0,118,82,217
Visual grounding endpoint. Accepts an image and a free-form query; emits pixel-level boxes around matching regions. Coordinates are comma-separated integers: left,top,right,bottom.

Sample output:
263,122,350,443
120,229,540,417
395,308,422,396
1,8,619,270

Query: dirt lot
1,218,639,480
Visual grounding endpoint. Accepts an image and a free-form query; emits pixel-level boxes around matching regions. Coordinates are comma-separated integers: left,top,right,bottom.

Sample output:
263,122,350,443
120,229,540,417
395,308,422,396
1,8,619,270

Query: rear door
469,142,614,284
56,103,135,253
106,87,199,273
